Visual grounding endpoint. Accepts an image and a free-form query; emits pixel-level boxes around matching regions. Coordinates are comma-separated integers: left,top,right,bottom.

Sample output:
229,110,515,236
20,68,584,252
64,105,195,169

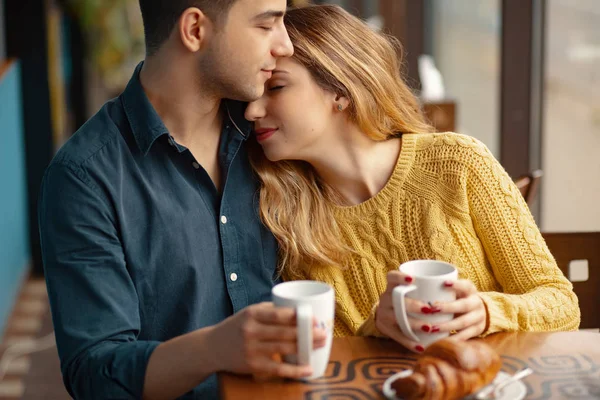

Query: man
38,1,325,399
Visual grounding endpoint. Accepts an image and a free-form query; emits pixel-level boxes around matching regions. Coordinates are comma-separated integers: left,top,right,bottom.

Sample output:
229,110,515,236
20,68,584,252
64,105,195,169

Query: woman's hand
375,271,442,353
434,279,487,340
212,302,327,379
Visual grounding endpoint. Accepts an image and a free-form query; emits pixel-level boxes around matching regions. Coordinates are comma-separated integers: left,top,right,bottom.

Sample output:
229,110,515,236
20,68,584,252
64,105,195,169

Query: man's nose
272,27,294,58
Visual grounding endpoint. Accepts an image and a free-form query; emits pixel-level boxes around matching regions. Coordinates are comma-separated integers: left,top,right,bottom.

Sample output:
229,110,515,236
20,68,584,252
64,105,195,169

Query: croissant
391,339,501,400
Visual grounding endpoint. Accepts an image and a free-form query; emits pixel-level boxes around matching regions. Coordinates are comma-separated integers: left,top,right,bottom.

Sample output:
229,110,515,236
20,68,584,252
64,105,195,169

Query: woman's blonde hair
249,4,433,278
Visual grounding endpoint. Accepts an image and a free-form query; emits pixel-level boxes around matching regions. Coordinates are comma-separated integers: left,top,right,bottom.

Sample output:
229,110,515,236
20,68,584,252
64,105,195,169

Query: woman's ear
333,94,351,112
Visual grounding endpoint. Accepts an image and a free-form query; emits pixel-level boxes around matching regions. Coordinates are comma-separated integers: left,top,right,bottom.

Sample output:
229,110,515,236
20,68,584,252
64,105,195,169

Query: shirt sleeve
39,163,160,399
463,140,580,335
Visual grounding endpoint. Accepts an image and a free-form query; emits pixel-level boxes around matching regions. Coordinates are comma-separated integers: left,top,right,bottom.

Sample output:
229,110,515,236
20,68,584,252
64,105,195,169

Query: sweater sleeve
356,302,385,337
463,139,580,335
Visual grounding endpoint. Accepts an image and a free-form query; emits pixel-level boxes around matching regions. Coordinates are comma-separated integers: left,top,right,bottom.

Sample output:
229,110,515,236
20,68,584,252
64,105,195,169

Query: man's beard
199,45,262,102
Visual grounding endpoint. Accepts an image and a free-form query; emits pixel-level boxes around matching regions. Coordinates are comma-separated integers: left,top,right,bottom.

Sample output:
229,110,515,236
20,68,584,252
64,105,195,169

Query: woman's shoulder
411,131,488,150
411,131,495,163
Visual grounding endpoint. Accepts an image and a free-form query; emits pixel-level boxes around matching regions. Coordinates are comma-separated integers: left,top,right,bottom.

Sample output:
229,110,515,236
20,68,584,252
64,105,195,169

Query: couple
38,1,580,399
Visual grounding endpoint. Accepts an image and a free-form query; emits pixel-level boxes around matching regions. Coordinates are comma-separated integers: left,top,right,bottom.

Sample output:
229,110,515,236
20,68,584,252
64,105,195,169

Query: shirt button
221,215,228,224
230,273,238,282
192,162,200,169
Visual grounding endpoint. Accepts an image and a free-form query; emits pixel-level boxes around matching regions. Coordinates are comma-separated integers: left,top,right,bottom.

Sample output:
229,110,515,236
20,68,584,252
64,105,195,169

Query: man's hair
139,0,239,56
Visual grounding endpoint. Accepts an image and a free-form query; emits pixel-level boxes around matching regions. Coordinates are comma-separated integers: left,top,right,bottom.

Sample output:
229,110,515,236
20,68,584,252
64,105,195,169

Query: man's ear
178,7,212,52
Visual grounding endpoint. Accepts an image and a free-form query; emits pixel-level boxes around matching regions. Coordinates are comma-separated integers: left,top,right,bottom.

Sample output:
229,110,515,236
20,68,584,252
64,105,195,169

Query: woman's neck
309,125,402,206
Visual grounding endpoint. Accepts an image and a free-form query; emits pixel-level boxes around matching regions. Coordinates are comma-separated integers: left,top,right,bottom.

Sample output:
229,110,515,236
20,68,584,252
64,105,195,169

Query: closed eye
268,86,284,91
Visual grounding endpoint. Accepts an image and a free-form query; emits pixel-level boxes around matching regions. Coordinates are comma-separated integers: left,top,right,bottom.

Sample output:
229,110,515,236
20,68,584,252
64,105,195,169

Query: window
541,0,600,231
425,0,502,157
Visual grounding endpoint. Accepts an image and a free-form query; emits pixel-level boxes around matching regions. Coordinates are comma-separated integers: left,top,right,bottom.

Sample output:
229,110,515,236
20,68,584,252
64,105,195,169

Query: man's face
201,0,294,102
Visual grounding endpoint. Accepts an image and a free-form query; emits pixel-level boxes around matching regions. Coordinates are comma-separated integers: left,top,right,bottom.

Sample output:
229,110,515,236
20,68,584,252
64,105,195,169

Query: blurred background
0,0,599,398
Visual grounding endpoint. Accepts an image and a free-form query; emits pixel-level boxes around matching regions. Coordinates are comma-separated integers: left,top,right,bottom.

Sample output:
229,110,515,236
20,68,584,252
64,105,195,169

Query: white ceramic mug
272,280,335,380
393,260,458,347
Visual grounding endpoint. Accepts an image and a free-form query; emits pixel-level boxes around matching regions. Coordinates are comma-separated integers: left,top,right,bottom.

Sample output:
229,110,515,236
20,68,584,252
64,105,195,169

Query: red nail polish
405,276,413,283
421,325,431,333
444,281,454,287
416,345,425,352
431,326,440,333
421,307,432,314
431,308,442,314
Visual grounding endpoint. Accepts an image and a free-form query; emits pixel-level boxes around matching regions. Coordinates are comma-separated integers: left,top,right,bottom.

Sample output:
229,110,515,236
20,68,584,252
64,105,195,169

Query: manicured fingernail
405,276,413,283
431,326,440,333
431,308,442,314
421,325,431,333
444,281,454,287
415,345,425,352
421,307,432,314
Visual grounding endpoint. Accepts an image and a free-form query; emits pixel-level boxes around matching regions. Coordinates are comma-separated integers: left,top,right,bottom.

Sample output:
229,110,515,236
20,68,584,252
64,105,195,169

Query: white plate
382,370,527,400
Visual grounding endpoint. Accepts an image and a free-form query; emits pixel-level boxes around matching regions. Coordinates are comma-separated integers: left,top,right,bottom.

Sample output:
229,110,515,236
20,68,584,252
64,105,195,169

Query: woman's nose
245,99,267,122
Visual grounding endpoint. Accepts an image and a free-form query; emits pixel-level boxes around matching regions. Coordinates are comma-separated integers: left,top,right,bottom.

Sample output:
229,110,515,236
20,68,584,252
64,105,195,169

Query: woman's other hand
434,279,487,340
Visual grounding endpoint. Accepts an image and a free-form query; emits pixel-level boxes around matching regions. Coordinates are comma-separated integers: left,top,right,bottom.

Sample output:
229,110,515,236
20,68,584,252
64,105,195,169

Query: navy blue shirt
38,63,278,399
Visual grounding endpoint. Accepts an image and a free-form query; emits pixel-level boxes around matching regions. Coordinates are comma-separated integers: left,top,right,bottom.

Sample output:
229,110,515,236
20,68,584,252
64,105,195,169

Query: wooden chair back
515,169,543,205
542,232,600,330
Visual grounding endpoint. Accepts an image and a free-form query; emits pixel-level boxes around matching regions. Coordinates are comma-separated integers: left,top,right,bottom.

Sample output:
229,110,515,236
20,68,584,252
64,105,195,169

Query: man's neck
140,54,226,192
139,55,223,149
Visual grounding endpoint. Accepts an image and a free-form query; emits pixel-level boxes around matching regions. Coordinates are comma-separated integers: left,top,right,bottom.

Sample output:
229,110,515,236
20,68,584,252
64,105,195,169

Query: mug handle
392,285,422,343
296,304,312,366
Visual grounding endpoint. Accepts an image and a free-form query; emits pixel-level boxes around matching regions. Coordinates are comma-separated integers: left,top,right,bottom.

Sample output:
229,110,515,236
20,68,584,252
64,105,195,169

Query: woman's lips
254,128,278,142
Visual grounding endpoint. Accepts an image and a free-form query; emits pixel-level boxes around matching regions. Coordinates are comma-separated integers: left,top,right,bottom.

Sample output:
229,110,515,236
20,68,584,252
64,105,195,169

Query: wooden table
219,331,600,399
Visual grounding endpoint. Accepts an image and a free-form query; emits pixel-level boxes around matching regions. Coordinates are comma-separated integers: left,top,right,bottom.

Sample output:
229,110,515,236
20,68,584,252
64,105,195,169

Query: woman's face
245,57,339,162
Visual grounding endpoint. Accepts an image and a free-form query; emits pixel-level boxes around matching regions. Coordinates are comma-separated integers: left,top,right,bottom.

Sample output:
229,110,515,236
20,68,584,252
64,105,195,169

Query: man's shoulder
50,98,126,171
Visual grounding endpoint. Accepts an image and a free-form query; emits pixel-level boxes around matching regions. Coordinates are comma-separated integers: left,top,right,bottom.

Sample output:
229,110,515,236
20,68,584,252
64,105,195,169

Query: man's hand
211,302,327,379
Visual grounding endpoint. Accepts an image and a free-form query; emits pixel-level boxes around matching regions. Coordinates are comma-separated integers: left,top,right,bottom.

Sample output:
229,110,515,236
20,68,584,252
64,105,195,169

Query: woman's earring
337,104,343,111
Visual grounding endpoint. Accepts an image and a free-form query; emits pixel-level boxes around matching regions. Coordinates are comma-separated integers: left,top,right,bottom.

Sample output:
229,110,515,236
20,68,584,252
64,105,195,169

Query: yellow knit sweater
284,132,580,337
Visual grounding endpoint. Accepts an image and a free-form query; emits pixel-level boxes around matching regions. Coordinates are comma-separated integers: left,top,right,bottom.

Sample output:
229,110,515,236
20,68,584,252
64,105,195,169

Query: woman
245,5,580,353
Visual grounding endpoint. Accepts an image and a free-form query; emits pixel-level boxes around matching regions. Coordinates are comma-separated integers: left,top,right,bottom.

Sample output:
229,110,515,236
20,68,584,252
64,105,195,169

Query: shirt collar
223,99,253,141
122,61,254,155
121,62,169,155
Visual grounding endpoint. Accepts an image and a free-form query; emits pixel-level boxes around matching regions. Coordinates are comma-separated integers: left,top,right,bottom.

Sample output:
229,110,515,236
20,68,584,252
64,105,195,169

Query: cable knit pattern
283,132,580,338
